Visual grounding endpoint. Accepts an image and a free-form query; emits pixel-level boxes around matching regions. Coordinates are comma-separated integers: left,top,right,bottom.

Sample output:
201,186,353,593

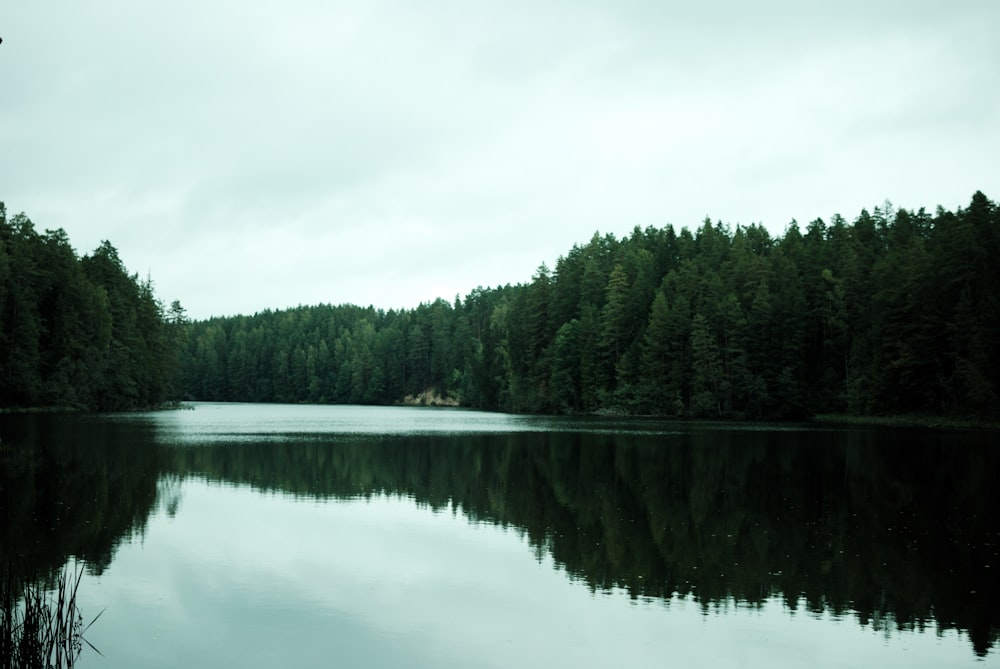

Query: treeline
0,203,186,411
182,191,1000,418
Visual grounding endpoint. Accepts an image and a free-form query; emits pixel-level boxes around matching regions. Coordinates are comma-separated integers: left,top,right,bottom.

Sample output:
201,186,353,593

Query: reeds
0,563,102,669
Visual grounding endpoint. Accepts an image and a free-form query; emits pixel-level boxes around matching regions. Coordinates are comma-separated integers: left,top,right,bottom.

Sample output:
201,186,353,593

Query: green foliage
0,205,185,410
689,313,723,417
179,191,999,418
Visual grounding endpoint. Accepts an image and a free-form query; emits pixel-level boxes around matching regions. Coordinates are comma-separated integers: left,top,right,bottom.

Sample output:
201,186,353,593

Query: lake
1,403,998,668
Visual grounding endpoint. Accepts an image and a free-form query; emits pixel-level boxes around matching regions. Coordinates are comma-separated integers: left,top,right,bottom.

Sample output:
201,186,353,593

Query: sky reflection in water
75,479,979,669
2,404,994,668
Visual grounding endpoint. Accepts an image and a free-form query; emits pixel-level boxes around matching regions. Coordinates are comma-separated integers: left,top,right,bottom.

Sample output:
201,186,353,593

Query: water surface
1,403,997,667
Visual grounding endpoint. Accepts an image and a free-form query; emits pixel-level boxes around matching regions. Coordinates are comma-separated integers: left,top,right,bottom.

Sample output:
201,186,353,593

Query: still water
1,403,998,667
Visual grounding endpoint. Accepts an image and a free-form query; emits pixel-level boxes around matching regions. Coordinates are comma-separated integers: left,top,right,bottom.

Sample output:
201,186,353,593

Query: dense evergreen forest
3,193,997,417
0,203,186,411
183,191,999,419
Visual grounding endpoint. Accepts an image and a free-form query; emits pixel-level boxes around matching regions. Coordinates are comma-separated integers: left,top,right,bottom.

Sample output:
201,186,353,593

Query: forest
181,191,999,419
2,192,998,418
0,203,186,411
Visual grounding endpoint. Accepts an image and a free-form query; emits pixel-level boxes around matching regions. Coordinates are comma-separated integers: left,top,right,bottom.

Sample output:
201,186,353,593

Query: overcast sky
2,1,997,319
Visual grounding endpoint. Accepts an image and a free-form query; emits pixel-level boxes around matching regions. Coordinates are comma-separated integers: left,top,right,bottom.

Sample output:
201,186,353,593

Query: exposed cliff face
400,389,459,407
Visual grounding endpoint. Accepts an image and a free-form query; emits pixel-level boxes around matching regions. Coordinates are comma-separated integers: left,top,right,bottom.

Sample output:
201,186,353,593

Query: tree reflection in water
172,427,1000,657
1,416,997,658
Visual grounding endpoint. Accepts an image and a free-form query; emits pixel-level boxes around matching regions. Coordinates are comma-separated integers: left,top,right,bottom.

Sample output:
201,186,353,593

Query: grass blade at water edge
0,561,102,668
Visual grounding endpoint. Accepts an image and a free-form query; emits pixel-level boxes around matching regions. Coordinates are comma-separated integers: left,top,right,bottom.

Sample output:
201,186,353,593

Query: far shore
811,413,1000,430
3,402,998,430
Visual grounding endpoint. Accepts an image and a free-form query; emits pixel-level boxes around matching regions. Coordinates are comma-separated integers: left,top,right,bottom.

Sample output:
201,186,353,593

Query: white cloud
2,0,998,318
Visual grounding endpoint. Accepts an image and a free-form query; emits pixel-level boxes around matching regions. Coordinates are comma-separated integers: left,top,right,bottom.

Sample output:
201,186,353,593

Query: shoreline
4,401,998,430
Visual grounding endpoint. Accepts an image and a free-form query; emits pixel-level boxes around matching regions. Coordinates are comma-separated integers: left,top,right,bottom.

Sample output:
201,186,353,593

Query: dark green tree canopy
0,204,185,410
7,194,995,418
179,191,999,419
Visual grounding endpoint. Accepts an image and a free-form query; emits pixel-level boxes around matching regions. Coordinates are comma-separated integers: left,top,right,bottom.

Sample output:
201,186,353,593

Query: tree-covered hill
182,191,999,419
0,203,186,410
